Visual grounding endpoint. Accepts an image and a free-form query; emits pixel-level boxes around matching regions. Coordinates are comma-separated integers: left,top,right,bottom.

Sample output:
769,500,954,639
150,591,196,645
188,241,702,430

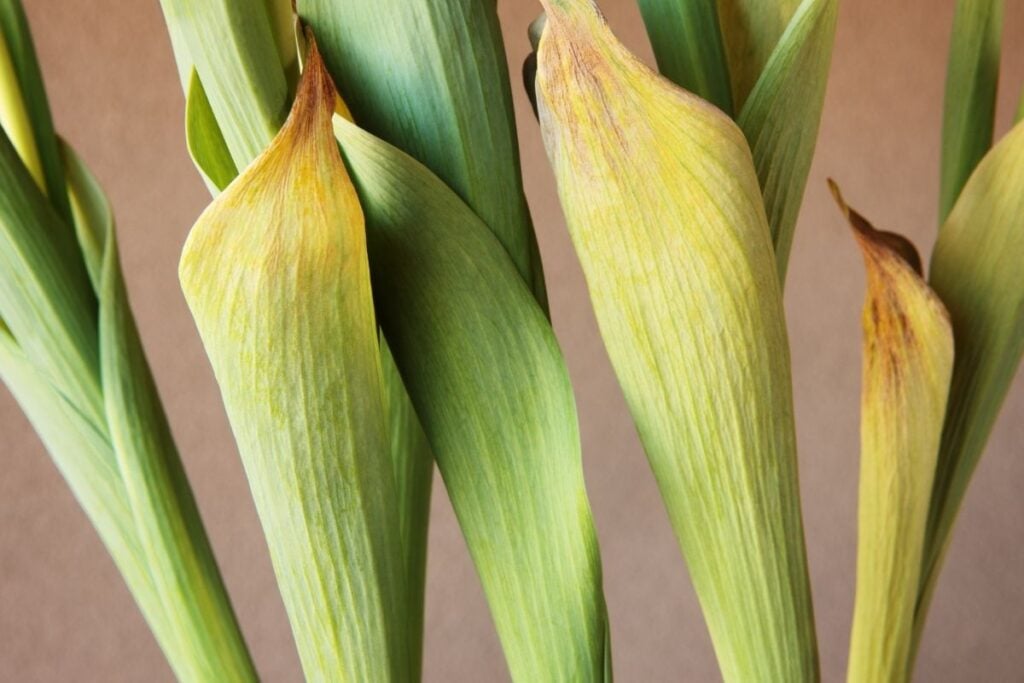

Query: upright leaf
830,183,953,683
299,0,547,307
737,0,837,279
938,0,1003,224
716,0,802,110
915,119,1024,649
635,0,734,114
179,46,408,681
334,113,610,681
535,3,817,680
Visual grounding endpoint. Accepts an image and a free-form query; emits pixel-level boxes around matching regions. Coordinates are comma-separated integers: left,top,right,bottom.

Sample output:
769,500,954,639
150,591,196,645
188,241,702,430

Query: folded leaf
716,0,802,110
179,44,409,681
334,112,610,681
830,182,953,683
737,0,837,279
915,119,1024,650
299,0,547,307
535,3,817,680
938,0,1003,224
636,0,734,114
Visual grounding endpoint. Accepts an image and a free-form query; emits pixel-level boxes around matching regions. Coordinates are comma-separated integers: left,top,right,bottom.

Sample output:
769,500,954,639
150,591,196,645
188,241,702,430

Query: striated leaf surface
535,2,817,680
716,0,801,110
831,183,953,683
179,46,408,681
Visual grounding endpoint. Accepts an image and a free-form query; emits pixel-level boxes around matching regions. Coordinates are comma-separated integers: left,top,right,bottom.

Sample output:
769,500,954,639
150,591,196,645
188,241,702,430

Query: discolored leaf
535,3,817,680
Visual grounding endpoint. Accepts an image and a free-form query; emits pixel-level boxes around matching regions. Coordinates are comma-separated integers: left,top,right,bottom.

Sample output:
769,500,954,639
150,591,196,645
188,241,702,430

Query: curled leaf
535,3,817,680
830,182,953,683
179,43,408,681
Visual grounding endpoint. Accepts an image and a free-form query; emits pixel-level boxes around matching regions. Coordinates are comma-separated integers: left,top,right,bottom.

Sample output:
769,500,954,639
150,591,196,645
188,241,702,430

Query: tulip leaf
299,0,547,308
0,0,73,224
333,112,610,681
915,119,1024,646
716,0,802,111
536,4,817,681
938,0,1003,224
737,0,837,279
830,183,953,683
636,0,734,114
185,70,238,194
179,48,409,681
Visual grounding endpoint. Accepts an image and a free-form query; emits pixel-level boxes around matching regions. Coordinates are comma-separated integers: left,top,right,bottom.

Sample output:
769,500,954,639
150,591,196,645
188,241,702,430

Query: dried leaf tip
279,29,336,140
828,178,923,277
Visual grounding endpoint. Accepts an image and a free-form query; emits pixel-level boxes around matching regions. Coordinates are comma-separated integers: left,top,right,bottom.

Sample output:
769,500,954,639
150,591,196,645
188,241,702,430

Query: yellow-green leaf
830,182,953,683
535,3,817,680
915,119,1024,650
179,44,408,681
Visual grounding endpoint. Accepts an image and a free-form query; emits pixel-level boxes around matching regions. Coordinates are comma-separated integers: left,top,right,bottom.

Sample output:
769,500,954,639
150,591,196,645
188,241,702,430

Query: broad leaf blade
636,0,734,114
938,0,1003,224
916,119,1024,643
831,184,953,683
536,4,817,680
334,113,610,681
179,47,408,681
299,0,547,307
737,0,837,280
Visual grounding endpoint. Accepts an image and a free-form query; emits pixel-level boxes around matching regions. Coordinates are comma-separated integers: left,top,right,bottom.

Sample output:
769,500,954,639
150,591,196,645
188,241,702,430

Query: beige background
2,0,1022,680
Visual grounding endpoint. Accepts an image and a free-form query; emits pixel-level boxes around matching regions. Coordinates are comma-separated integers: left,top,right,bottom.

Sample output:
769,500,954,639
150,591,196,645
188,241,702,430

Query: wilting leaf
299,0,547,307
636,0,734,114
716,0,802,110
915,119,1024,645
830,182,953,683
179,45,409,681
737,0,837,279
938,0,1003,223
535,4,817,681
334,112,610,681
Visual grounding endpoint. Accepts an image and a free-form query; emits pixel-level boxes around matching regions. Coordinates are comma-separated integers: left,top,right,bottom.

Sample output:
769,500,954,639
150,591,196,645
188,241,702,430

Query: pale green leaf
636,0,734,114
179,50,409,681
914,119,1024,652
938,0,1003,224
299,0,547,308
737,0,837,280
830,183,953,683
185,70,238,193
536,3,817,680
334,112,610,681
60,137,110,291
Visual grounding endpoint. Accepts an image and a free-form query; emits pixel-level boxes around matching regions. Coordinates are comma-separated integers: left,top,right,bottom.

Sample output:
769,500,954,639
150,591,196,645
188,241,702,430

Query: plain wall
2,0,1022,680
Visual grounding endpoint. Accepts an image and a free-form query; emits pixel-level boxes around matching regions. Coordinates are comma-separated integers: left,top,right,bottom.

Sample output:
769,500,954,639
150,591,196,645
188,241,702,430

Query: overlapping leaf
535,2,817,680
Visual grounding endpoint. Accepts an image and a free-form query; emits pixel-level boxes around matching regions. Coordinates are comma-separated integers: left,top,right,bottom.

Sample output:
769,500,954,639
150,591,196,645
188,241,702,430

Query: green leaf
158,0,288,167
60,137,110,291
299,0,547,308
185,70,238,193
0,0,73,224
100,230,256,682
938,0,1003,224
535,3,817,680
179,50,409,681
830,183,953,683
737,0,837,280
716,0,802,111
914,119,1024,654
334,112,610,681
636,0,734,115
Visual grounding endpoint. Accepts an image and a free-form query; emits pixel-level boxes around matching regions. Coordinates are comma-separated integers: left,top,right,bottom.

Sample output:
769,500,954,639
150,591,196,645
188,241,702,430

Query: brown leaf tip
828,178,923,276
278,28,337,139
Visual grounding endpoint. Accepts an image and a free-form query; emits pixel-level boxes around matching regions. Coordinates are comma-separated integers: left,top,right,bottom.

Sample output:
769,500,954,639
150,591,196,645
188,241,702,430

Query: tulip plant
1,0,1021,680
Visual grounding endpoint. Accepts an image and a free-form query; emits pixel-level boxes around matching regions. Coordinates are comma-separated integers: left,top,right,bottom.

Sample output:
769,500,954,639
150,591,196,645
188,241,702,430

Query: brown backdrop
2,1,1022,680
